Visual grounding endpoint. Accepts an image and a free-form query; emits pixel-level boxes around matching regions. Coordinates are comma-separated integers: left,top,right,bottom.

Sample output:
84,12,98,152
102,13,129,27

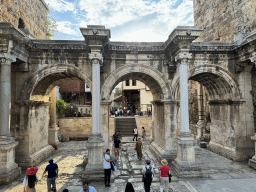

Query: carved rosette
249,52,256,66
175,52,192,65
88,52,103,65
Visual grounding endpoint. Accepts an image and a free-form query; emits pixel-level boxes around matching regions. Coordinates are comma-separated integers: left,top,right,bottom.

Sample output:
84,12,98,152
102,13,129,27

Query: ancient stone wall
194,0,256,42
0,0,48,39
135,116,152,137
58,117,115,138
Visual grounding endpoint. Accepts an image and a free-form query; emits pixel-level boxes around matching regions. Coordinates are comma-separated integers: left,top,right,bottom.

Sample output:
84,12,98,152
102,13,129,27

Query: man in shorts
114,137,121,159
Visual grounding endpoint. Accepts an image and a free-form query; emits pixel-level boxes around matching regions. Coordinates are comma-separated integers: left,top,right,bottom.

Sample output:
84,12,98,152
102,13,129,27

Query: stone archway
16,64,92,167
20,64,92,101
171,64,254,161
101,64,172,101
100,64,176,160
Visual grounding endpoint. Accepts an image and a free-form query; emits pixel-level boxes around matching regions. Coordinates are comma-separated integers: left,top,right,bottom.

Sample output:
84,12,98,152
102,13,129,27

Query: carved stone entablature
175,52,192,64
190,42,233,53
108,42,164,53
163,26,203,50
89,52,103,65
80,25,111,43
28,41,87,50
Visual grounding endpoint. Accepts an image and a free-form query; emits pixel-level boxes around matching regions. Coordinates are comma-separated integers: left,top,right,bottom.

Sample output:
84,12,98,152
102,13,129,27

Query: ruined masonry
1,0,256,184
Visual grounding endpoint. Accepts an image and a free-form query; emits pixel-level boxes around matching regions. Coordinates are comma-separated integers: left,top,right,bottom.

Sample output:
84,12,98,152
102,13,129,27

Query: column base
149,141,177,161
0,137,21,184
172,134,201,177
82,135,105,181
82,164,104,181
248,157,256,169
16,144,55,168
172,159,202,178
49,125,61,149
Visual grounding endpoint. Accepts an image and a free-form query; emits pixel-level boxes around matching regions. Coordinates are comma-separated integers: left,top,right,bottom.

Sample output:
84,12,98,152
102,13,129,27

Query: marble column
0,56,21,184
90,52,102,138
83,52,105,181
196,83,206,140
172,52,200,177
49,87,60,149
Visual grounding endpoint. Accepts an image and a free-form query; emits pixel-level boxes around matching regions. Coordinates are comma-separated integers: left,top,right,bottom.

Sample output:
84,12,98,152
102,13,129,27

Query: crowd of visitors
22,126,170,192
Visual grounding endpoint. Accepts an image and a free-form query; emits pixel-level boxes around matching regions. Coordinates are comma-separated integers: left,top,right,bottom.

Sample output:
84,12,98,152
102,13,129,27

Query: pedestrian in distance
159,159,171,192
23,167,38,192
125,182,135,192
42,157,58,192
118,130,122,140
103,149,112,187
142,127,146,141
114,137,121,159
142,159,154,192
133,127,138,141
135,138,143,160
79,180,97,192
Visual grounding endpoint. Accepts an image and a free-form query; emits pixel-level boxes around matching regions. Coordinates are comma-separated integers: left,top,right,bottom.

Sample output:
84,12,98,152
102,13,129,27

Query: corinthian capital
249,52,256,65
89,53,103,61
175,52,192,64
0,56,16,65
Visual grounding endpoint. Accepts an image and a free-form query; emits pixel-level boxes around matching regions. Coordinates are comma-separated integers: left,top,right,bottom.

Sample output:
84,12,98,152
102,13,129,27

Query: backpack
144,166,152,181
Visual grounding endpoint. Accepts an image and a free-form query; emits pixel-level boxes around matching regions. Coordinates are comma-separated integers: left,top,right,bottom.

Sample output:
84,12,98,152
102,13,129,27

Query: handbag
168,172,172,183
110,161,115,171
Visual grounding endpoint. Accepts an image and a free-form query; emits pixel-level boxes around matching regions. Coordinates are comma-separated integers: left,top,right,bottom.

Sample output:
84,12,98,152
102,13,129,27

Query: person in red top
159,159,171,192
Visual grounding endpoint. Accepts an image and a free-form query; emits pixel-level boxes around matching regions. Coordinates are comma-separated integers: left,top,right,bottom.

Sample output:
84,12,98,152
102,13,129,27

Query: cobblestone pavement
1,138,256,192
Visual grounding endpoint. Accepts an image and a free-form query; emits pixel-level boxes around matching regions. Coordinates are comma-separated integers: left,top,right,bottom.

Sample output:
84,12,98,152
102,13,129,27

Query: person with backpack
142,159,154,192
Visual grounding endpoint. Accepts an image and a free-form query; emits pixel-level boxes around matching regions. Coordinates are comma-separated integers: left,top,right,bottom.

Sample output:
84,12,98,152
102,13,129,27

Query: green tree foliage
56,100,67,117
64,103,78,117
46,11,58,40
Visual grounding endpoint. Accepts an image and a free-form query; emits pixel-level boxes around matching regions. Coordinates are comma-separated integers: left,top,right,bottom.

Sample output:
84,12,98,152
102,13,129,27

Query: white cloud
50,0,194,42
112,28,167,42
57,21,78,35
44,0,76,12
78,0,179,28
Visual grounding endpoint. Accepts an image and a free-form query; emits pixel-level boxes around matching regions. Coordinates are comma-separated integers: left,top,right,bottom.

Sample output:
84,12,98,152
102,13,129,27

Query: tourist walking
79,180,97,192
142,127,146,141
135,138,143,160
114,137,121,159
159,159,171,192
118,130,122,140
104,149,112,187
42,157,58,192
133,127,138,141
142,159,154,192
125,182,135,192
23,167,38,192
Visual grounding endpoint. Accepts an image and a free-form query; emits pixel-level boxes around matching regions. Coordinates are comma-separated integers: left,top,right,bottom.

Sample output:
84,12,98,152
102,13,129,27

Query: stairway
115,117,136,136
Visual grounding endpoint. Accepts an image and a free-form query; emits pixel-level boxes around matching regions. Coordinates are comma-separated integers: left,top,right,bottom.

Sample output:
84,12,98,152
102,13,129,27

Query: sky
44,0,194,42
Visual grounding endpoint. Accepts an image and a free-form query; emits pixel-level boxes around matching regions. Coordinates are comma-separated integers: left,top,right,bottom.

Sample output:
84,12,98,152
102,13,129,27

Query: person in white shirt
133,127,138,141
79,180,97,192
103,149,112,187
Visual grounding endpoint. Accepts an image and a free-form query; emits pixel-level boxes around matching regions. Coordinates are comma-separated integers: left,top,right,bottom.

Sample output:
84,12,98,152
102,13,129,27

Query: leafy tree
56,100,67,117
46,11,58,40
64,103,78,117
